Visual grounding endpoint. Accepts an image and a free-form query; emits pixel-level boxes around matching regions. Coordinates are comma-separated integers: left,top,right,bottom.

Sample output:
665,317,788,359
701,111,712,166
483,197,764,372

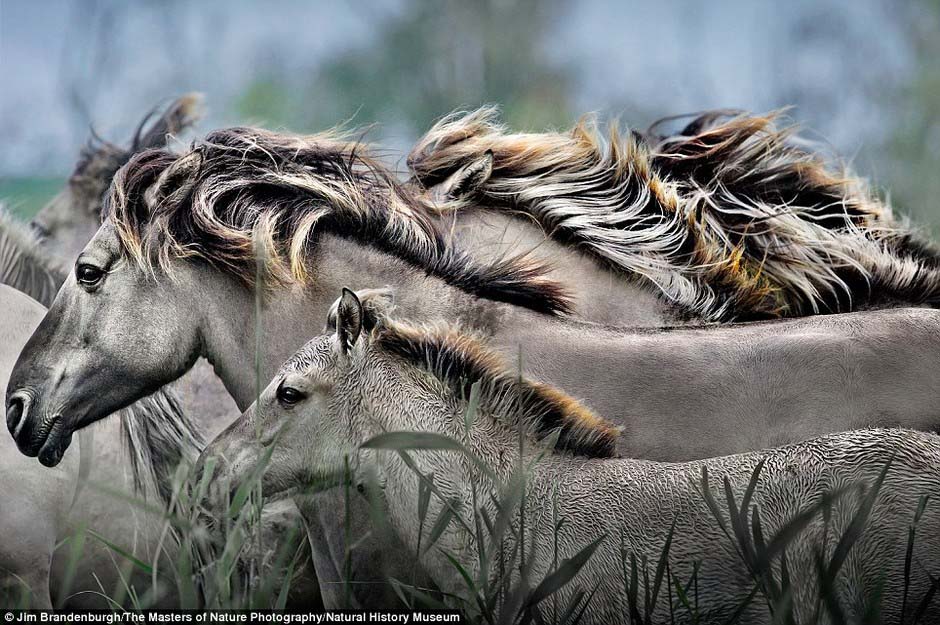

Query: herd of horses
3,94,940,622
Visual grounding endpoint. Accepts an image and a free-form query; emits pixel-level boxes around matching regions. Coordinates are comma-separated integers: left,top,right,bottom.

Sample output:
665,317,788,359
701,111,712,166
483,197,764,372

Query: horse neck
353,361,535,564
198,234,498,410
445,207,672,327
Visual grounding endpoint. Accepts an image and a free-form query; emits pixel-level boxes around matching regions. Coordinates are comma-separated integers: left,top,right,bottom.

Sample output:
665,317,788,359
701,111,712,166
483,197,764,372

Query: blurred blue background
2,0,939,229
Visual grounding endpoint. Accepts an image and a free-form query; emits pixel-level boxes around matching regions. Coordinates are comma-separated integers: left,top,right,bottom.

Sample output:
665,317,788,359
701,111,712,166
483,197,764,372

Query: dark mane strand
105,126,571,316
409,107,940,320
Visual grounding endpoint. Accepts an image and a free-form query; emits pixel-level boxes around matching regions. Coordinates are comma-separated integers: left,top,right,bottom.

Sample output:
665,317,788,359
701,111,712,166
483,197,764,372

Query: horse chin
37,421,74,467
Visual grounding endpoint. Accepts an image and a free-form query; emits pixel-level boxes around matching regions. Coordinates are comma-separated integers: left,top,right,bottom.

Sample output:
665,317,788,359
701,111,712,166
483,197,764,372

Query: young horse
200,290,940,624
410,107,940,324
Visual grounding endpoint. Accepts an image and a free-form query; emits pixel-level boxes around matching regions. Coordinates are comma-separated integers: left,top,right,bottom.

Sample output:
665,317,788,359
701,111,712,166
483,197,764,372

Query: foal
202,290,940,624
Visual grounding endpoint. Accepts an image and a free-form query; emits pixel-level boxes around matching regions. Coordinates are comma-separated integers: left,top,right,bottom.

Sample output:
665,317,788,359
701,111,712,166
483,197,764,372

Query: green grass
2,384,938,621
0,176,64,220
2,428,938,622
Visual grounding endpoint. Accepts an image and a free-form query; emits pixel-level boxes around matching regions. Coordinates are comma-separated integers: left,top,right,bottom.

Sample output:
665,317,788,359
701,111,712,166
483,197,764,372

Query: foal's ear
326,287,395,333
439,150,494,200
336,288,363,352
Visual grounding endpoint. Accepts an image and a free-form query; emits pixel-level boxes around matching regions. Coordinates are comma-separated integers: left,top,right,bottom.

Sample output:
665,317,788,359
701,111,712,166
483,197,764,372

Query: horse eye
76,263,105,288
276,382,306,407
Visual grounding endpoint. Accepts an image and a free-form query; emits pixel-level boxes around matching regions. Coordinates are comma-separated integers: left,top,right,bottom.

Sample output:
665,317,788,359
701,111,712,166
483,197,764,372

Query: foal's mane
372,321,619,458
408,107,940,320
104,127,571,316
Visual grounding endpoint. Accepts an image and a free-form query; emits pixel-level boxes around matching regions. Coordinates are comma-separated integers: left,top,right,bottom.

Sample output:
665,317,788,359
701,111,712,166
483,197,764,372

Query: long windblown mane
103,126,570,316
372,320,619,458
68,93,204,218
408,107,940,321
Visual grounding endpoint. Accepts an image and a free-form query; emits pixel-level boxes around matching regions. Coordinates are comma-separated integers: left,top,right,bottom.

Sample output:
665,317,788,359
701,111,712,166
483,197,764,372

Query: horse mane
647,110,940,264
103,126,571,316
408,107,940,320
119,387,204,505
372,320,619,458
70,93,204,217
0,207,65,306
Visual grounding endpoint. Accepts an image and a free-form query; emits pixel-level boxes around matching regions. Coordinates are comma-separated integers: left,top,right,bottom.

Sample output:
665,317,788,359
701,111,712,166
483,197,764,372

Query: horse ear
326,287,394,333
336,288,363,352
439,150,494,200
133,93,205,150
144,149,203,210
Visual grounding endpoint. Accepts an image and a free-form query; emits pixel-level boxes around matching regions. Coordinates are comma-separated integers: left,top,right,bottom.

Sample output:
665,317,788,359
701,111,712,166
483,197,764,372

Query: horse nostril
6,395,26,439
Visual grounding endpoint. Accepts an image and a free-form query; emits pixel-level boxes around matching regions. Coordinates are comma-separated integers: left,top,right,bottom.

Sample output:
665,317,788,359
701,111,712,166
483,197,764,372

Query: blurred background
2,0,939,231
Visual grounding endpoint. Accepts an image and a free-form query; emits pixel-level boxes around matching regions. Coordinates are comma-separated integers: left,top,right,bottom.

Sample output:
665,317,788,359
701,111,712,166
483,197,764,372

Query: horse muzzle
5,393,74,467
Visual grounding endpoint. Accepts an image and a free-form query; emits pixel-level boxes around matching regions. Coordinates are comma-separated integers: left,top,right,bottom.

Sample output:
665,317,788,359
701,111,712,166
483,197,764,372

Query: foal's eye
276,382,306,407
76,263,105,288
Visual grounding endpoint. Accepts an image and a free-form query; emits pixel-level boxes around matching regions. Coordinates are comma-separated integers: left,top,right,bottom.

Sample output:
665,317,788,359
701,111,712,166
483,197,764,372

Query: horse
9,126,940,604
8,127,940,462
30,94,203,267
409,107,940,325
16,93,238,438
43,101,940,329
199,289,940,624
1,285,318,609
0,208,319,609
0,208,62,307
0,284,203,608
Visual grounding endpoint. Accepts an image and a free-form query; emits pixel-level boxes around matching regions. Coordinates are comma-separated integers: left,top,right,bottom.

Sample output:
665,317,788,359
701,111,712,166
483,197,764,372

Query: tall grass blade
86,529,154,575
648,518,678,622
527,535,605,608
465,379,482,433
55,524,87,608
720,583,759,625
363,431,466,451
913,572,940,624
424,503,458,554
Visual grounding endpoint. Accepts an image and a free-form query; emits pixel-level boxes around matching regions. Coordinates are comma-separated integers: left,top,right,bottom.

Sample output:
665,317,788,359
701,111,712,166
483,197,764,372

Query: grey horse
200,289,940,624
18,93,238,436
0,206,317,609
7,129,940,463
41,103,940,328
9,125,940,606
0,284,204,608
409,107,940,324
